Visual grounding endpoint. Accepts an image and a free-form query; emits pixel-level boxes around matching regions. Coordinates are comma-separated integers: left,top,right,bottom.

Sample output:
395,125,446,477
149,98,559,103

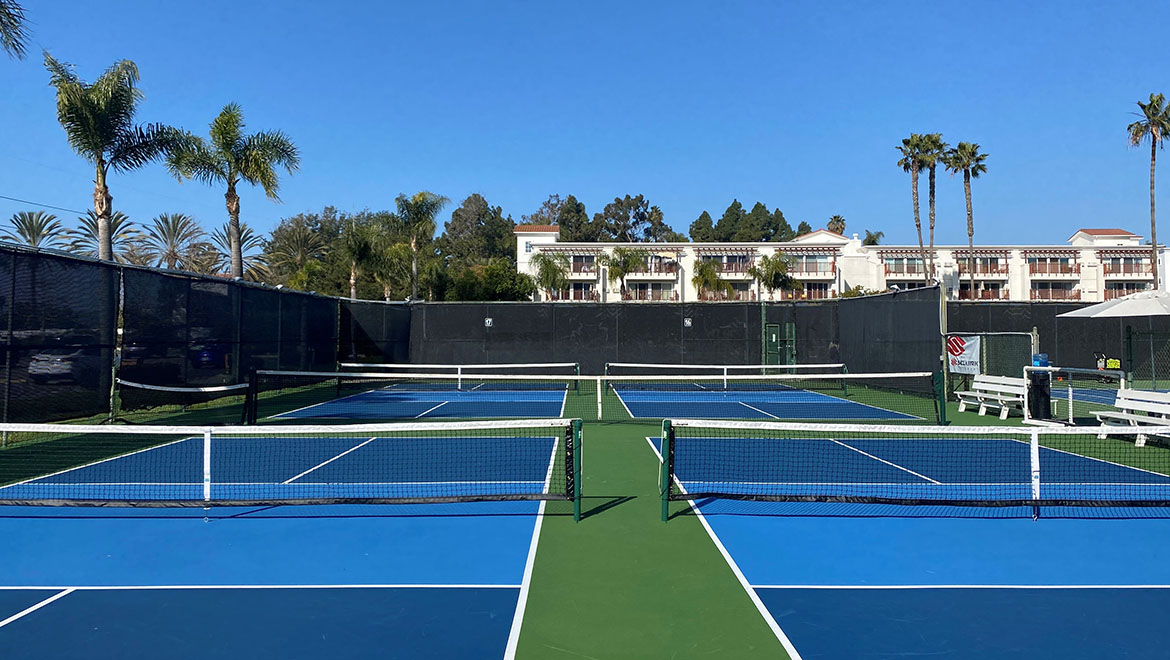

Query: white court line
0,588,74,628
829,438,942,484
503,436,559,659
0,584,521,590
281,437,379,484
644,437,804,660
0,436,198,490
610,386,637,419
751,584,1170,589
739,401,779,419
414,401,448,418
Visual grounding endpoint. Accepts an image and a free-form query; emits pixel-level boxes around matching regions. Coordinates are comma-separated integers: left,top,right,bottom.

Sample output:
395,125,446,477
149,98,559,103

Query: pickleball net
658,420,1170,518
0,419,582,515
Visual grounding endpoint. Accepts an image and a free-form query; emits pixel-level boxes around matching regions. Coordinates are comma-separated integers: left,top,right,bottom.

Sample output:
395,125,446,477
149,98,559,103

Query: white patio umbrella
1056,289,1170,318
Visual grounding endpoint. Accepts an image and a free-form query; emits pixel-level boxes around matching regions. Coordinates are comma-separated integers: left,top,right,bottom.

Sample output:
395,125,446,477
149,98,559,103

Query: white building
514,225,1165,303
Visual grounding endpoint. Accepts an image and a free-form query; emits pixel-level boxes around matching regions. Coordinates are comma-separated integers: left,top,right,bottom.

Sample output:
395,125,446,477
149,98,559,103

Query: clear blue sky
2,0,1168,246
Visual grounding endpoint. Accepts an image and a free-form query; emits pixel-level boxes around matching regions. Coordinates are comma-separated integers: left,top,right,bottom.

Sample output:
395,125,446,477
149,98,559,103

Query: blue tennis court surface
276,384,568,420
615,385,919,420
647,436,1170,658
0,501,545,657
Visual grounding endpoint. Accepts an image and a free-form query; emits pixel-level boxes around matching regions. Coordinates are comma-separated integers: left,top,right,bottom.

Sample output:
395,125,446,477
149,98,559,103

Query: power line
0,194,88,216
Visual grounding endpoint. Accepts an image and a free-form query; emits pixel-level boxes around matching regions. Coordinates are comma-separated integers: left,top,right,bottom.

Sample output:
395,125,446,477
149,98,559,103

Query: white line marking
829,438,942,484
268,387,390,418
504,436,559,659
611,386,636,418
739,401,779,419
0,480,547,487
281,437,379,484
0,436,198,489
414,401,448,419
0,584,521,590
0,588,74,628
751,584,1170,589
644,437,804,660
558,387,567,418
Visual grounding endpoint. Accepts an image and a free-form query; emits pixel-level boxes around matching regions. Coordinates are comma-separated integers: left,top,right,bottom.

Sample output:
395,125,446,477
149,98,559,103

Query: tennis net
605,362,847,377
658,420,1170,518
0,419,582,514
339,361,581,376
114,379,250,425
243,370,943,423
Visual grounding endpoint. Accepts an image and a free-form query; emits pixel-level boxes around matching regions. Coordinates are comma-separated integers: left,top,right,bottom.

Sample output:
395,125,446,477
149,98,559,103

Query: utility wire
0,194,88,215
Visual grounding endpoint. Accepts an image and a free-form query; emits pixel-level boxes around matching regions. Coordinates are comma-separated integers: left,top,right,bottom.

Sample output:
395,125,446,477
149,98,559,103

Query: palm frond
1,0,30,59
209,103,245,155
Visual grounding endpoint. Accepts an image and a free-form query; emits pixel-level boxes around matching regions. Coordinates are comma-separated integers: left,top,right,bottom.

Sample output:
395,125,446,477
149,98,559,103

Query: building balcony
623,289,679,302
1104,288,1147,301
545,289,599,302
884,264,926,276
956,263,1009,278
1030,288,1081,301
626,262,679,279
957,289,1009,300
788,263,836,279
776,288,835,301
1028,262,1081,277
1103,263,1154,277
699,290,756,302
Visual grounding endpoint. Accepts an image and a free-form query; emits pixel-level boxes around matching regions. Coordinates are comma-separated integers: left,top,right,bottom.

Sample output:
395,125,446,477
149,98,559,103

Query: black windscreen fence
839,286,942,374
339,301,410,363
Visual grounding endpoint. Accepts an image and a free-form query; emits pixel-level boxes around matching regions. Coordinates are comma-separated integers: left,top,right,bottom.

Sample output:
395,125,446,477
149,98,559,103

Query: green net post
933,370,947,425
660,419,672,522
244,368,259,425
572,419,583,522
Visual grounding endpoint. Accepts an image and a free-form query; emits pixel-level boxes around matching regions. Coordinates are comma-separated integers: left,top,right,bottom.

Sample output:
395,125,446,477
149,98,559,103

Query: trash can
1028,353,1051,420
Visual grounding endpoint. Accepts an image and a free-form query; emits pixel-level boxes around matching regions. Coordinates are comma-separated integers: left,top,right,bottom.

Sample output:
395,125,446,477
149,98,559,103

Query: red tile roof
1075,228,1137,236
514,225,560,233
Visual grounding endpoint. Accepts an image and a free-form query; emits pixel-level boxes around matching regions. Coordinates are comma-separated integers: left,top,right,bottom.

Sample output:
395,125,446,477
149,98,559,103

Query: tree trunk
927,164,937,280
1152,139,1160,291
93,164,113,261
410,235,419,300
383,282,392,302
911,165,926,282
965,168,975,299
225,183,242,279
349,261,358,299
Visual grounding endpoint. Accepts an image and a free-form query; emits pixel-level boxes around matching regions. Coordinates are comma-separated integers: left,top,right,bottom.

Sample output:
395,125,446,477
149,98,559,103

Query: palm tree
1129,93,1170,290
530,252,570,300
211,222,266,280
598,246,649,299
266,221,326,276
66,210,140,261
395,192,449,299
747,252,797,300
919,133,948,279
944,142,990,298
44,54,183,261
166,103,299,279
182,241,225,276
337,218,374,299
370,242,412,301
862,230,884,246
142,213,205,270
1,0,28,59
897,134,930,283
3,211,65,248
826,215,846,235
691,258,732,301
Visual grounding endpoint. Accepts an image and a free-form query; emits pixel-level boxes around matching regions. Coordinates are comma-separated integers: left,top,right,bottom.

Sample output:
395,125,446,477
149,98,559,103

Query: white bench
1094,389,1170,446
955,375,1027,419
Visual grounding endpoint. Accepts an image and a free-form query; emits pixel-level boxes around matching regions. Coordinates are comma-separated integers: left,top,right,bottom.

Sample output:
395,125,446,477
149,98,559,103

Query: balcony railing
699,290,756,302
1028,262,1080,275
703,260,753,274
628,262,679,275
957,262,1009,276
570,262,596,274
1030,288,1081,301
1104,288,1146,300
957,289,1009,300
884,264,925,275
789,262,835,275
777,288,835,301
623,289,679,302
1103,263,1153,276
546,289,598,301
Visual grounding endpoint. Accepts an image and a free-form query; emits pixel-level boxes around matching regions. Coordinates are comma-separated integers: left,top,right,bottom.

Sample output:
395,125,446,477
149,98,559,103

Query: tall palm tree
44,54,182,261
395,192,449,299
211,221,266,280
747,252,797,300
1129,93,1170,290
598,246,649,299
691,258,732,301
142,213,205,270
166,103,299,279
3,211,65,248
919,133,948,279
826,215,846,235
944,142,990,298
530,252,570,300
370,242,412,301
337,218,374,299
1,0,28,59
66,210,139,261
897,134,930,283
182,241,225,276
266,222,326,275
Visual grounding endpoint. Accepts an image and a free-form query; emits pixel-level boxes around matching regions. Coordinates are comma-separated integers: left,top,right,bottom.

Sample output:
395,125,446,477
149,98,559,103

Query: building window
1105,282,1148,300
525,242,532,254
883,257,925,275
1030,282,1079,301
571,255,595,273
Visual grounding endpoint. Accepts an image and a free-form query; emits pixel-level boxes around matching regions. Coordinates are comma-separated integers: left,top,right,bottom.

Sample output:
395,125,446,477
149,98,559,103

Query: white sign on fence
947,335,981,375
